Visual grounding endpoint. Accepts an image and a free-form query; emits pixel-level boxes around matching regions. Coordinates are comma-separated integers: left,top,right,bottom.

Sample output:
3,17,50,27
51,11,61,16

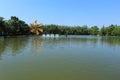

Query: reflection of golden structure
32,38,43,55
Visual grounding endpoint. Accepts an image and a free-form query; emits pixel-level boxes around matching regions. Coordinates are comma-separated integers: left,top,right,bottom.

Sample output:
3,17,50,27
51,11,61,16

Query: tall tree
89,26,99,35
5,16,30,35
0,17,6,35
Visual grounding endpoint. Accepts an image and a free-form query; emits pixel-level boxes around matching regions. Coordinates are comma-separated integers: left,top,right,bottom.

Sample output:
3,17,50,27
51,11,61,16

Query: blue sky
0,0,120,27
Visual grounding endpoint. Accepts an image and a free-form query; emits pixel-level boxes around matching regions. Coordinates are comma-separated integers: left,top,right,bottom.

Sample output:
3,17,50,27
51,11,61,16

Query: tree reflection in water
0,35,120,60
0,36,29,60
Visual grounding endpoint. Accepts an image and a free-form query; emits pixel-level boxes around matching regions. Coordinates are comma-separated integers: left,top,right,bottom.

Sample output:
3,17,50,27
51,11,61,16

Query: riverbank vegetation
0,16,120,36
0,16,30,36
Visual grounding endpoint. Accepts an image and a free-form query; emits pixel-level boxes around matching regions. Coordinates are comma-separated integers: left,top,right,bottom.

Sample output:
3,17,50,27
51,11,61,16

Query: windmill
30,20,43,35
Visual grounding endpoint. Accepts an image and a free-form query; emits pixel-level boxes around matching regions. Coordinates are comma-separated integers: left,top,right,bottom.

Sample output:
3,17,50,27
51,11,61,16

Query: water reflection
31,37,43,55
100,36,120,46
0,35,120,60
0,36,29,60
0,35,120,80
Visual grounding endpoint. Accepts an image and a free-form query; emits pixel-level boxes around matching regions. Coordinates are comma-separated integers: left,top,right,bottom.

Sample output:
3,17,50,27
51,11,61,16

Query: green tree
111,26,120,36
106,24,115,36
89,26,99,35
0,17,5,35
81,25,89,35
100,26,106,36
5,16,30,35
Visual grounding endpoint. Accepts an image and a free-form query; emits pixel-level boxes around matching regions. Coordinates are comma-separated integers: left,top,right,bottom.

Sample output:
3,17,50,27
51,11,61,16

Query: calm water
0,35,120,80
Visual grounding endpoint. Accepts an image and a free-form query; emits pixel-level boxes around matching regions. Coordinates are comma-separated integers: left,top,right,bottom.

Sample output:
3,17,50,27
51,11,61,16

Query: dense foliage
0,16,120,36
0,16,30,36
43,24,120,36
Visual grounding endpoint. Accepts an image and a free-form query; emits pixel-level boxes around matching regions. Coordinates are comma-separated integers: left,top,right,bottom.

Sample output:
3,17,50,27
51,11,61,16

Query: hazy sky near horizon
0,0,120,27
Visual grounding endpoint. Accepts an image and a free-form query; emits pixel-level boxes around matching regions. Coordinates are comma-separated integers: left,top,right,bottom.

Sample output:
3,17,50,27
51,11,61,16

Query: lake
0,35,120,80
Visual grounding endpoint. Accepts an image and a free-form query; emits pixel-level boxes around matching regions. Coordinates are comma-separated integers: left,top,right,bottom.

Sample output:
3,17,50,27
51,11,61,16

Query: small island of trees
0,16,120,36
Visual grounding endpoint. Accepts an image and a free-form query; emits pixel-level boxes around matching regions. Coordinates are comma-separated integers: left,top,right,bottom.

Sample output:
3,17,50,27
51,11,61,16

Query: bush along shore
1,16,120,36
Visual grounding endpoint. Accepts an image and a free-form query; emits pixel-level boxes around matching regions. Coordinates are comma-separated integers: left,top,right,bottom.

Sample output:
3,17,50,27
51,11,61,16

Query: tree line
0,16,120,36
43,24,120,36
0,16,30,36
